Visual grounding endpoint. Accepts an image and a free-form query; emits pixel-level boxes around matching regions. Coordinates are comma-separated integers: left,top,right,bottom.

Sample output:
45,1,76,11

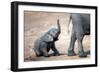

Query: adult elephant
33,20,61,57
68,13,90,57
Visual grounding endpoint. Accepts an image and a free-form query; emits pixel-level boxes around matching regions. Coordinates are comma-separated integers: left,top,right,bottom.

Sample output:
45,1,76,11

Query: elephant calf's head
43,19,61,42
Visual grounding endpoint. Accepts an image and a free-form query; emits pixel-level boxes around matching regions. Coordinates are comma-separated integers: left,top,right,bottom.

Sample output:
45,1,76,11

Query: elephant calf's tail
57,19,61,33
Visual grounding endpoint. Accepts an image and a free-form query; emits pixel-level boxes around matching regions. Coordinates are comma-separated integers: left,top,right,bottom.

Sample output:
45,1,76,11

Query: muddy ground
24,11,90,62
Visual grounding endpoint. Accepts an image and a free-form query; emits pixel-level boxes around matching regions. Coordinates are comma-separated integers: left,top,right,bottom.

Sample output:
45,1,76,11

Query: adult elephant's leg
76,34,87,57
68,30,76,56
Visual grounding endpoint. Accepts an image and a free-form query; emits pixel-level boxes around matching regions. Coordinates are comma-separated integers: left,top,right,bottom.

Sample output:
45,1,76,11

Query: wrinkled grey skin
68,13,90,57
33,20,61,57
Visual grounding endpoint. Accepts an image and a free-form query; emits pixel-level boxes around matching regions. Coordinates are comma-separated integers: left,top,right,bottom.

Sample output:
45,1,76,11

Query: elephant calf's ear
44,34,53,42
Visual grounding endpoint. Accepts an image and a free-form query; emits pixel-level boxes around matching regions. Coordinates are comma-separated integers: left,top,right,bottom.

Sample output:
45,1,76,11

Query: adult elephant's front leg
68,31,76,56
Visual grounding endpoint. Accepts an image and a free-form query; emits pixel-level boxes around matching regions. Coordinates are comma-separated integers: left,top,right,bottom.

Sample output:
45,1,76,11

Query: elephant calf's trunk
57,19,61,33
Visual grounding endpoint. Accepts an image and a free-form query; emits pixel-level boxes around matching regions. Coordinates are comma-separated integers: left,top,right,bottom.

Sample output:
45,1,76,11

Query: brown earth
24,11,90,62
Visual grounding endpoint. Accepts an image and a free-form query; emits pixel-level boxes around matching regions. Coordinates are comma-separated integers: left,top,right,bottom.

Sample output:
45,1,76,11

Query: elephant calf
33,20,61,57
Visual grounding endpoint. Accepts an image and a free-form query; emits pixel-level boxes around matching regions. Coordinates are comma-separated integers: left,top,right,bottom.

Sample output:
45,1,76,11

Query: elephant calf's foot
53,53,60,56
68,50,76,56
78,51,87,57
36,54,42,57
44,54,50,57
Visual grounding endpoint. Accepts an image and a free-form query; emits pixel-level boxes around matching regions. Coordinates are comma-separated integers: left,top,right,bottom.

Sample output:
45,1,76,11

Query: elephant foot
36,53,50,57
36,53,43,57
78,51,87,57
53,53,60,56
44,54,50,57
68,50,76,56
86,50,90,55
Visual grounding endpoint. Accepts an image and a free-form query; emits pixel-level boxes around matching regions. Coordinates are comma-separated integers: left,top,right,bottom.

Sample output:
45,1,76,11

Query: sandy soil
24,11,90,62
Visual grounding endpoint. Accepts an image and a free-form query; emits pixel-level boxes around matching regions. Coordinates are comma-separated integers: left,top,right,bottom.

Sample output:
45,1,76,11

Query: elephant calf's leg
68,32,76,56
51,43,60,56
41,48,49,57
39,42,50,57
34,48,42,57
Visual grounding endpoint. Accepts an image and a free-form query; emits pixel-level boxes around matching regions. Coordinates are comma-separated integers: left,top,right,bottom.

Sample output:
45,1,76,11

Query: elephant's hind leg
34,48,42,57
40,42,49,57
41,49,49,57
77,35,87,57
